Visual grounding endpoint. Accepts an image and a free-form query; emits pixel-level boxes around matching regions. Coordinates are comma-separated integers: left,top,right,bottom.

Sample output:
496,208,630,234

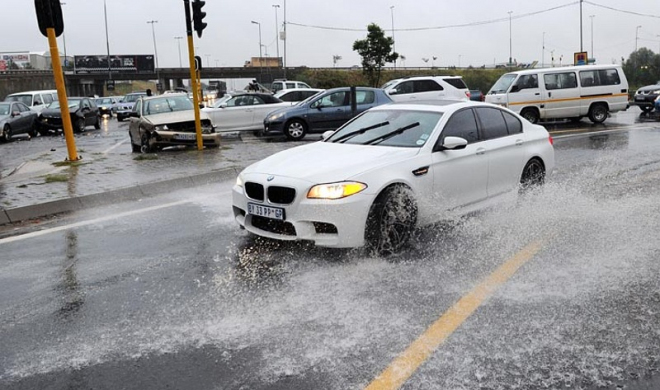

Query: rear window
579,69,621,87
443,78,468,89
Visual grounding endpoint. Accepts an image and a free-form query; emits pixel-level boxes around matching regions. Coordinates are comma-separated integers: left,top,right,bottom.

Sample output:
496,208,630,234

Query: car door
15,103,34,134
128,99,143,142
474,107,526,197
80,99,93,124
431,108,489,209
542,71,580,119
307,91,349,130
247,95,279,130
211,95,254,131
353,90,377,117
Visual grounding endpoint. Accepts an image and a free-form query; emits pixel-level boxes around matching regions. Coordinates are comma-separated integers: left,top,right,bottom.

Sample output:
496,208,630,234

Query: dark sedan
262,87,393,140
0,102,38,142
36,97,101,135
631,83,660,113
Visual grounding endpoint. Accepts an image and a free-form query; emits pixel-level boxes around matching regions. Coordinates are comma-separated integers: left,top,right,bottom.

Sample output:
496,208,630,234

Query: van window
475,107,508,140
544,72,578,90
579,69,621,87
43,93,53,104
514,74,538,90
33,94,43,106
442,108,479,143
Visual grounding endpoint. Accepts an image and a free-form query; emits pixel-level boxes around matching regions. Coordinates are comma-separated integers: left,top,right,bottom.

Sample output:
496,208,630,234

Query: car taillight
465,91,471,99
548,135,554,145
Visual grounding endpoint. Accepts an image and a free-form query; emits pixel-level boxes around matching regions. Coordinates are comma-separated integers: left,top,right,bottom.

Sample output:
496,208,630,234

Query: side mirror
34,102,42,106
388,89,399,96
434,136,468,152
128,111,139,118
11,111,20,117
510,85,520,93
199,103,205,109
219,103,227,108
321,130,335,141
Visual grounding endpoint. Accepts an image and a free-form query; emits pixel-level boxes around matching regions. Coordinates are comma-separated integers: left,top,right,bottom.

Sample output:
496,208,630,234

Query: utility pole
590,15,595,60
580,0,583,52
283,0,287,79
272,4,280,67
508,11,513,66
104,0,112,87
147,20,159,90
542,32,545,67
174,36,184,67
390,5,395,69
636,25,642,52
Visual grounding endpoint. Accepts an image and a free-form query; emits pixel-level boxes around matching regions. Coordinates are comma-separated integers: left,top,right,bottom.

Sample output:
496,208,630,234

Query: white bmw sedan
232,101,555,254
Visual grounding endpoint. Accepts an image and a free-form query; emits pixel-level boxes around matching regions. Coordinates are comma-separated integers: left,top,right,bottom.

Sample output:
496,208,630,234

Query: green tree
623,48,660,87
353,23,398,87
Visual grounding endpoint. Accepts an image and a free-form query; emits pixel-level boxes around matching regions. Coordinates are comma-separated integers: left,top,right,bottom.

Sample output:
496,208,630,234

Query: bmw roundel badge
267,175,275,181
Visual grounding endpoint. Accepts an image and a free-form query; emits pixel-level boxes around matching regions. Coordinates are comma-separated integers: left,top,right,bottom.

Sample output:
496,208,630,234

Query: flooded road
1,118,660,389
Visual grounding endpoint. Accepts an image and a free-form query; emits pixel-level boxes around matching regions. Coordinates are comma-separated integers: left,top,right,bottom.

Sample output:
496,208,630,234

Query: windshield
143,96,193,115
0,103,10,115
326,109,443,148
95,98,113,105
488,74,517,94
124,94,145,103
49,99,81,109
381,79,399,89
4,95,32,106
297,90,325,106
211,95,232,108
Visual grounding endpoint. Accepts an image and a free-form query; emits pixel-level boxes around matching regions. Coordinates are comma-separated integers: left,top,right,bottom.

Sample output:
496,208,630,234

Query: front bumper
37,116,64,130
262,120,285,135
231,173,375,248
631,94,658,109
149,130,221,147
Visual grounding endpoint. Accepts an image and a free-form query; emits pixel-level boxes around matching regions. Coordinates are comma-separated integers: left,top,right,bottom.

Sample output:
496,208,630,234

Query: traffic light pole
183,0,203,151
47,27,79,161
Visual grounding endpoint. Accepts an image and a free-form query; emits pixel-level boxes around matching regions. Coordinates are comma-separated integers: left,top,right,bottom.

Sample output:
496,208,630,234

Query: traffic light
192,0,207,38
34,0,64,37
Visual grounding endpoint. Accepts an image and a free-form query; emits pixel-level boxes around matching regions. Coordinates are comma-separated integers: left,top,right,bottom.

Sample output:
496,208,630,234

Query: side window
414,80,443,92
395,81,414,94
501,110,523,134
544,72,578,90
82,99,91,108
17,103,30,112
134,100,142,115
598,69,620,86
475,108,509,140
33,94,43,106
252,96,265,105
43,93,53,104
440,108,480,144
286,82,296,89
299,83,311,89
316,92,347,107
355,91,375,104
514,74,538,90
579,70,597,87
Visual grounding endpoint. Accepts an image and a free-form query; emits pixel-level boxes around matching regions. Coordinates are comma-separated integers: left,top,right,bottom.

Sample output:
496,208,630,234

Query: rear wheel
2,125,12,142
520,108,540,124
28,121,38,137
520,158,545,192
140,132,153,153
365,185,417,256
284,119,307,141
75,118,85,133
129,133,141,153
588,104,608,124
94,115,101,129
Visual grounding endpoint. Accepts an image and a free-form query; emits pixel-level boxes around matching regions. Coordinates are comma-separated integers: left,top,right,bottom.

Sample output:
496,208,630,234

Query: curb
0,167,240,226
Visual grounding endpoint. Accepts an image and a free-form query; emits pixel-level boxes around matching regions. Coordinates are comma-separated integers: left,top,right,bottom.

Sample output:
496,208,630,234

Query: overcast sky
3,0,660,69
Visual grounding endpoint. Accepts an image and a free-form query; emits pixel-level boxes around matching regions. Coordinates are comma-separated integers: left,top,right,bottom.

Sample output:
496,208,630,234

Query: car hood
243,141,420,183
143,110,210,125
0,114,9,122
265,104,307,119
637,84,660,92
40,108,66,117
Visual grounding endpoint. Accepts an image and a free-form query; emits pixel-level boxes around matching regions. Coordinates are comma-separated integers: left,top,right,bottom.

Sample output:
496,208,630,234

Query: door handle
515,139,524,146
548,92,552,98
534,92,540,96
476,148,486,155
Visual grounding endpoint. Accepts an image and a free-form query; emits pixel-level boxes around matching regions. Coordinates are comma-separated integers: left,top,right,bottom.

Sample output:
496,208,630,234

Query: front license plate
174,133,196,140
635,96,645,101
247,202,284,220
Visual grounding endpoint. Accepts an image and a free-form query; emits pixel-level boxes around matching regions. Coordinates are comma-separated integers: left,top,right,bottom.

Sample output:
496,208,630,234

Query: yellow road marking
365,240,545,390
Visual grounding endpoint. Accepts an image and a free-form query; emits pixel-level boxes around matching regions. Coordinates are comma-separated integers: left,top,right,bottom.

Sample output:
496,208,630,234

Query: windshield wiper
361,122,420,145
331,121,390,143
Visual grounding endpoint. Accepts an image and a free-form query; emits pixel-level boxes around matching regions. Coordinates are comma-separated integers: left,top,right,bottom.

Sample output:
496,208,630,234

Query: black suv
631,82,660,113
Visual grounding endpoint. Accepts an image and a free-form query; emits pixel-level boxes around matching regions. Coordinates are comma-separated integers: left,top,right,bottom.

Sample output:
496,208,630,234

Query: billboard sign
0,60,6,71
74,55,155,74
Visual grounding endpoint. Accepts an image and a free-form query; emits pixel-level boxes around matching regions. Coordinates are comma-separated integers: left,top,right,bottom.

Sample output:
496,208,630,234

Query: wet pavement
0,118,313,225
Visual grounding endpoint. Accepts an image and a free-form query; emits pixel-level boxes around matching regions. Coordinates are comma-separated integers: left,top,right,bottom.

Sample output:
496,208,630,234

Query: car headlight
307,181,367,200
652,90,660,95
236,174,244,187
268,112,285,121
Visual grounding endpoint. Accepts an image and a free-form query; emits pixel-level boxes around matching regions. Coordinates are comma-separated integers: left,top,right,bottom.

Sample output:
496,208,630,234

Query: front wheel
520,108,540,124
94,116,101,129
284,119,307,141
588,104,608,124
75,118,85,133
365,185,418,256
520,158,545,192
2,126,12,142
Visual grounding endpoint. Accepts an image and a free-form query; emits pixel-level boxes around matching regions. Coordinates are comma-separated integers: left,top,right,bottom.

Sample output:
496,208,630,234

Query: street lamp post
147,20,160,89
283,0,287,78
508,11,513,66
174,36,183,68
390,5,395,69
589,15,595,60
272,4,280,67
635,25,642,52
60,2,67,68
104,0,112,84
542,32,545,67
251,21,262,68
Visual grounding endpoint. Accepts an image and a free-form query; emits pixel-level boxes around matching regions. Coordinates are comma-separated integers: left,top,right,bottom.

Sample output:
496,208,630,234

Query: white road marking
0,199,192,245
102,138,129,154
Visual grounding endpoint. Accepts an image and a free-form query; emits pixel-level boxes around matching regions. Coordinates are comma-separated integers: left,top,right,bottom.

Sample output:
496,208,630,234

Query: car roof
140,93,188,101
372,99,493,113
7,90,58,96
275,88,324,95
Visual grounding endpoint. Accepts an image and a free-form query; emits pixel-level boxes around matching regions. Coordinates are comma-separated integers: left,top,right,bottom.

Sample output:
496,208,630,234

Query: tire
520,158,545,192
365,185,418,256
94,116,101,129
2,126,11,143
284,119,307,141
588,104,608,124
129,133,141,153
641,106,654,114
520,108,540,124
140,132,153,153
39,128,49,136
117,115,124,122
75,118,85,133
28,122,38,137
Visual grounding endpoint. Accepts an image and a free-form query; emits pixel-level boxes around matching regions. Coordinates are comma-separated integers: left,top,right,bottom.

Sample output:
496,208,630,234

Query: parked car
0,101,39,141
631,82,660,113
202,92,293,132
127,93,219,152
469,89,485,102
274,88,325,103
94,97,120,117
381,76,470,102
486,64,629,124
116,92,148,121
232,100,555,253
269,79,312,93
36,97,100,134
4,90,58,113
262,87,393,141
